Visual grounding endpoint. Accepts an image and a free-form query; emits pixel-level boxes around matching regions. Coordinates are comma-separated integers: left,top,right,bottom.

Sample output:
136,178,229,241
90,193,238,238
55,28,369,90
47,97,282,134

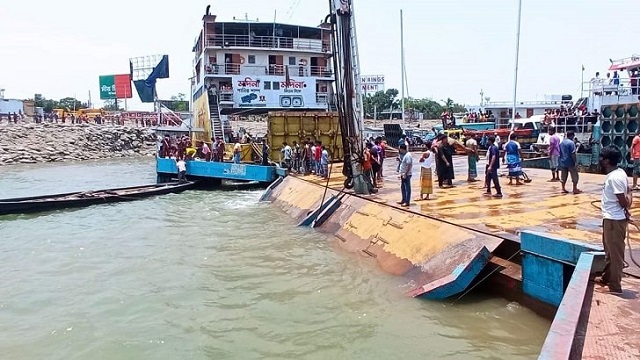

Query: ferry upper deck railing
204,63,333,78
206,35,327,53
581,78,640,97
482,99,569,108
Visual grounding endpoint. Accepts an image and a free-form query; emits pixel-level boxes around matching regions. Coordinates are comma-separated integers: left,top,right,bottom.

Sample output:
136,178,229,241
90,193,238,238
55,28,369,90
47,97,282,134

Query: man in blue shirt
559,131,582,194
484,135,502,198
396,135,407,172
397,144,413,207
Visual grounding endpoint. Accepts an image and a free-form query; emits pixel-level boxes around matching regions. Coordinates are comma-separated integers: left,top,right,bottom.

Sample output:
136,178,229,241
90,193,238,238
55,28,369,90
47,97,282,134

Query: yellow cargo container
267,111,343,162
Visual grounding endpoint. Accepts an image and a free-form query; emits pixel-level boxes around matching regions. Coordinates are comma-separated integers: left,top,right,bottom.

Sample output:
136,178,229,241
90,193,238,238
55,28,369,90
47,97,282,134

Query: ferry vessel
449,55,640,168
190,9,336,142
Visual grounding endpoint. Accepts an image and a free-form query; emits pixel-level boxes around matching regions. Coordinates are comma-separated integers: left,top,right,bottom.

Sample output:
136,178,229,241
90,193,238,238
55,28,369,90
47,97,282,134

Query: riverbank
0,123,156,166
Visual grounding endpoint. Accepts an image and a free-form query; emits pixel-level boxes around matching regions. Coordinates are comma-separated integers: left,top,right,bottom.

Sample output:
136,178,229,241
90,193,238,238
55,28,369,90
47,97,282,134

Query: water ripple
0,159,548,359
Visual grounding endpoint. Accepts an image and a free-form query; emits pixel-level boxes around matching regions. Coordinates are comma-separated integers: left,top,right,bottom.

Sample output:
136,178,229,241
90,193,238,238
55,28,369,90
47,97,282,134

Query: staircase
208,93,225,140
159,104,183,127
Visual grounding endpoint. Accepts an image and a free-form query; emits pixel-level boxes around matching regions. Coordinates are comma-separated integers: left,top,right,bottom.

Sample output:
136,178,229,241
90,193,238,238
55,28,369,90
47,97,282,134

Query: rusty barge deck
287,153,640,359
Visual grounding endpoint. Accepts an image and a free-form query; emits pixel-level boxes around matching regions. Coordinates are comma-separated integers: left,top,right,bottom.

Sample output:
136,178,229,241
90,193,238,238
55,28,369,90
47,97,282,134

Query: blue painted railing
520,231,602,306
156,158,277,183
538,252,604,360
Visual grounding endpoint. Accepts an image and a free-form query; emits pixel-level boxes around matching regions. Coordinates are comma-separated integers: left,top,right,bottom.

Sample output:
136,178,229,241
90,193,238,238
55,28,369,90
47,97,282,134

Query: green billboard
99,74,132,100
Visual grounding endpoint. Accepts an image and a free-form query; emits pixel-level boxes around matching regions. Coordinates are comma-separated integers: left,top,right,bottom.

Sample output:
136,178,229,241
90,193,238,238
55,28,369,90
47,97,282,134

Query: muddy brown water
0,158,549,359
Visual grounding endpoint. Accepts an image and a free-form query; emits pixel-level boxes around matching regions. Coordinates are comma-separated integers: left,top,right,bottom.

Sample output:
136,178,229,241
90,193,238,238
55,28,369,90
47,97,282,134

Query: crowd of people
391,131,632,295
280,140,330,179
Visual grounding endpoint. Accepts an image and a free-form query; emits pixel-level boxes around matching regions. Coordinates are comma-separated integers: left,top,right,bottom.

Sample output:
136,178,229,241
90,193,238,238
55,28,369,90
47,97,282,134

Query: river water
0,158,549,359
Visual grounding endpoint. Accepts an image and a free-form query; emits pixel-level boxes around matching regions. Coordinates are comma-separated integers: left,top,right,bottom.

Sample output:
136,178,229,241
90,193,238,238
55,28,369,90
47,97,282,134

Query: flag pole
400,9,405,123
511,0,523,123
581,65,585,97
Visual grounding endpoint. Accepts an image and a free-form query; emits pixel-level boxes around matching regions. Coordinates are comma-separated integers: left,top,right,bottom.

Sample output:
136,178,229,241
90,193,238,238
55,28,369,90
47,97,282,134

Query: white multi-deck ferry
190,8,336,141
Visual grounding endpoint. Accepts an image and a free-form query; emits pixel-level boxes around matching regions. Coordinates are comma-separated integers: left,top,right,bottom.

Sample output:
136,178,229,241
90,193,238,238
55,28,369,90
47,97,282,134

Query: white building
189,10,336,140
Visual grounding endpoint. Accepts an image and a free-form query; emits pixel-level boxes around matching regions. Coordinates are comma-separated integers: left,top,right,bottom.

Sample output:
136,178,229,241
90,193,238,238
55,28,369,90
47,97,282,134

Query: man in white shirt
281,142,292,170
596,145,631,295
233,142,241,164
176,159,187,183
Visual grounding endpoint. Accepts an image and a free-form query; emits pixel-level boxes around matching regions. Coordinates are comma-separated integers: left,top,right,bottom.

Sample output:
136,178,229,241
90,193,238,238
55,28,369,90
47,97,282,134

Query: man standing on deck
559,131,582,195
233,141,241,164
484,136,503,198
397,144,413,207
379,137,387,178
397,135,407,173
176,158,187,183
320,145,329,180
548,127,561,182
596,145,631,295
630,129,640,190
281,142,292,171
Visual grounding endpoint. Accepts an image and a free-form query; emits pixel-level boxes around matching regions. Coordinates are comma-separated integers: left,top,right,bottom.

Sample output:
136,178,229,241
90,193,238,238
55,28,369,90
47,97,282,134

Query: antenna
233,13,259,22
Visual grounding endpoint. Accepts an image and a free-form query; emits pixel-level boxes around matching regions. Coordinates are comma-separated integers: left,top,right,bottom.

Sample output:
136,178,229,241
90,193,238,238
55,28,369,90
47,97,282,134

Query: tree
169,93,189,112
59,97,87,111
363,88,468,120
103,99,123,111
363,89,399,119
171,93,186,101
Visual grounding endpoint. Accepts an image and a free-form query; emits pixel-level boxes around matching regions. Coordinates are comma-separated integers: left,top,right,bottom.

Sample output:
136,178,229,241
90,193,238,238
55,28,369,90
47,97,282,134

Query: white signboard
361,74,385,94
232,75,324,109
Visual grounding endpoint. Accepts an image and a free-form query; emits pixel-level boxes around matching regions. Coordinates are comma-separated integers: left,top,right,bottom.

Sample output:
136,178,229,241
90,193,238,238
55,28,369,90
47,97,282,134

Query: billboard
231,75,324,109
361,74,385,94
99,74,133,100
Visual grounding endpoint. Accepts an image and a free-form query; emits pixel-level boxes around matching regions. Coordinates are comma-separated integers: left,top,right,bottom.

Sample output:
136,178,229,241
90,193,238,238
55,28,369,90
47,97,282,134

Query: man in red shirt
631,130,640,190
363,143,375,187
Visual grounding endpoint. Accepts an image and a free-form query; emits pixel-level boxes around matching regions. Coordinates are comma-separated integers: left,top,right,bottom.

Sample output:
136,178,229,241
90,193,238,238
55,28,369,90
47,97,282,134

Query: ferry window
264,81,271,90
272,81,280,89
289,57,296,66
248,55,256,64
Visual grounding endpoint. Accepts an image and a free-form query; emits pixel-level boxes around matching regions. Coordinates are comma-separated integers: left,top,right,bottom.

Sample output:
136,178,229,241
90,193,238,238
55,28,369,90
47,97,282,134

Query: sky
1,0,639,110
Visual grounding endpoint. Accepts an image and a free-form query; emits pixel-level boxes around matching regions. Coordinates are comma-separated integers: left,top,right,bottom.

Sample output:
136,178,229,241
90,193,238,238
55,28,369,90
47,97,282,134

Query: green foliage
102,99,123,111
363,89,467,120
168,94,189,112
31,95,89,113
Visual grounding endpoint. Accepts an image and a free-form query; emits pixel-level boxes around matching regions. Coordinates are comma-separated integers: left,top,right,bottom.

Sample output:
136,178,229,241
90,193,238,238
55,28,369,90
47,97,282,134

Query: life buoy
239,56,245,64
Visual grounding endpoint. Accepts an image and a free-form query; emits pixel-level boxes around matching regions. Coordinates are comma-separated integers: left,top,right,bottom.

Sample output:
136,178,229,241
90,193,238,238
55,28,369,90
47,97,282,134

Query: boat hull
0,182,196,216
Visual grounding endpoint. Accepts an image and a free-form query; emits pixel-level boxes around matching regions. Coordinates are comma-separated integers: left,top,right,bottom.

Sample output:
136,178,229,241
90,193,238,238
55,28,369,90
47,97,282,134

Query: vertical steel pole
400,9,405,123
512,0,523,123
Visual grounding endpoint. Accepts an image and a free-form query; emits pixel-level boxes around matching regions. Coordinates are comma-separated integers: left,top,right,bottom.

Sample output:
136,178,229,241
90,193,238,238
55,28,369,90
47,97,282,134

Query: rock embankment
0,123,157,166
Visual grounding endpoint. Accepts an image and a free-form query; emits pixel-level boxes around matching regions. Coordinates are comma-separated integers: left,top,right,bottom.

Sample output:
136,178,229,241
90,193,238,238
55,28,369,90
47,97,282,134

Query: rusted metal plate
581,277,640,360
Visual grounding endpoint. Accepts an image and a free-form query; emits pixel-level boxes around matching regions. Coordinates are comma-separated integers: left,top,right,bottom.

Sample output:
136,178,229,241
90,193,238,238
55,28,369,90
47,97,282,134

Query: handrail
538,252,604,360
483,100,568,107
203,63,333,78
159,104,184,127
205,34,326,52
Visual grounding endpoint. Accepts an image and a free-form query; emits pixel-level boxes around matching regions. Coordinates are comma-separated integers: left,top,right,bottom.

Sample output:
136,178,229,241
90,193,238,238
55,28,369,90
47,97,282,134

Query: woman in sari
436,134,455,188
417,142,435,200
465,133,479,182
503,133,523,185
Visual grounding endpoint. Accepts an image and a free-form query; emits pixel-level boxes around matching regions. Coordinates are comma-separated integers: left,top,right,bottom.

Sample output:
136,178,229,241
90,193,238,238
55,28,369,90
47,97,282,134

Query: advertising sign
99,74,133,100
232,75,323,109
361,74,385,94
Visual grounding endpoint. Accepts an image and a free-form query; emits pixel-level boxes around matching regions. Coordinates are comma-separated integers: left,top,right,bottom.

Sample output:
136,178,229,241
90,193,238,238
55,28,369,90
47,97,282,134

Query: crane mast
329,0,373,194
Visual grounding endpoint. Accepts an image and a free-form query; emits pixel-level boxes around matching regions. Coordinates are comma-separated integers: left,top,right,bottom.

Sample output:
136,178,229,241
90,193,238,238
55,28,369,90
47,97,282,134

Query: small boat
0,182,196,216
